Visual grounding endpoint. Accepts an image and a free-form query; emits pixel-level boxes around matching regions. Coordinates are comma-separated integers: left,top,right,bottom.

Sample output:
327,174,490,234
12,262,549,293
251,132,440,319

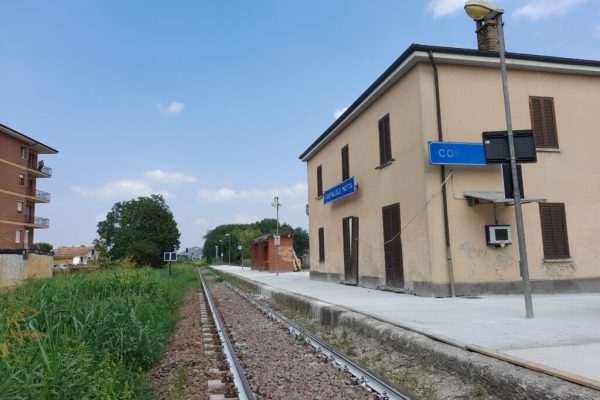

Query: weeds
0,264,196,399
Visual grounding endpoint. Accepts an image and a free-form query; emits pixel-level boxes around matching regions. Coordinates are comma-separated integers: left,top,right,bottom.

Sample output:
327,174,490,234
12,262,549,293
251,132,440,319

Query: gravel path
211,283,378,400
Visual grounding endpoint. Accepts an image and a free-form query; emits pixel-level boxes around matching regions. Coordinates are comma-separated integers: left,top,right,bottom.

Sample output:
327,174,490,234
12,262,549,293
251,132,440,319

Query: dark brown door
383,203,404,288
343,216,359,284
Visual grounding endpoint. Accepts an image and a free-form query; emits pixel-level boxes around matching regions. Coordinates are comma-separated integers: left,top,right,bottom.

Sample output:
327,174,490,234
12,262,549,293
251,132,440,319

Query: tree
34,242,53,253
97,194,180,267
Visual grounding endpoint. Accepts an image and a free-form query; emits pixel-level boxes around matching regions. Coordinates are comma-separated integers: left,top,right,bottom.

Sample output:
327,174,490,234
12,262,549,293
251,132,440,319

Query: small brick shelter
250,234,294,272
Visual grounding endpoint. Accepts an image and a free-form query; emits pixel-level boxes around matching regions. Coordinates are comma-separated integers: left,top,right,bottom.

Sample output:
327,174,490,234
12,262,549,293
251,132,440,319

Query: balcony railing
28,162,53,177
33,216,49,228
28,189,51,202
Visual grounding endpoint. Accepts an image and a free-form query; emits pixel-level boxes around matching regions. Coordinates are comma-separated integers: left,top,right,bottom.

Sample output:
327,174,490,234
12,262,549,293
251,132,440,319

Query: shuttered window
382,203,404,287
317,165,323,198
529,96,558,149
539,203,570,259
378,114,392,165
318,228,325,262
341,145,349,181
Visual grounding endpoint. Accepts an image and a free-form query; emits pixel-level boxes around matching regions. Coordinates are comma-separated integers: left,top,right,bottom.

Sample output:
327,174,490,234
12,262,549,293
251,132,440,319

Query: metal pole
228,235,231,266
276,200,280,277
215,245,218,264
496,13,534,319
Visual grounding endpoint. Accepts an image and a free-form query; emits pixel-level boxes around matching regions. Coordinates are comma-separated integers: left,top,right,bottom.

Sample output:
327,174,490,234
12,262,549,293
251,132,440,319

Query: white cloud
514,0,588,20
71,180,174,201
427,0,465,18
144,169,197,185
157,101,185,117
196,183,308,204
95,213,106,222
194,218,208,226
334,106,349,119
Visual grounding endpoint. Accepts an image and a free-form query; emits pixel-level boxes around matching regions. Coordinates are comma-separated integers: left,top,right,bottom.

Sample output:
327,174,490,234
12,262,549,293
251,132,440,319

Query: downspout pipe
428,50,456,298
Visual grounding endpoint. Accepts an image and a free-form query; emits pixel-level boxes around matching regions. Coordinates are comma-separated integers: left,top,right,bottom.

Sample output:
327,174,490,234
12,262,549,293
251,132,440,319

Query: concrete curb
219,270,600,400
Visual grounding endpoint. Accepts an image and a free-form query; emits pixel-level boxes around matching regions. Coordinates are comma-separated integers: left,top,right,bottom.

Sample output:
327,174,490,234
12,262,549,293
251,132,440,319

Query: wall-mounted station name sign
324,176,356,204
428,142,486,166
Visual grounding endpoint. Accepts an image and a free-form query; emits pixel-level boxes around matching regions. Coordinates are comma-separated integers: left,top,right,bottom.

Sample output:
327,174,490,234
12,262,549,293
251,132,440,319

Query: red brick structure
250,234,294,273
0,124,58,250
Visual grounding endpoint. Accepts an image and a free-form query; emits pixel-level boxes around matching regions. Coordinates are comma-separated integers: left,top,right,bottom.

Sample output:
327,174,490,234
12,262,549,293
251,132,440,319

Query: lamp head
464,0,503,21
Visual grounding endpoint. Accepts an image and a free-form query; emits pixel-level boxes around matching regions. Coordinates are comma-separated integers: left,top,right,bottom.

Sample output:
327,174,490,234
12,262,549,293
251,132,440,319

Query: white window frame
18,174,25,186
20,146,26,159
17,201,23,214
15,230,22,244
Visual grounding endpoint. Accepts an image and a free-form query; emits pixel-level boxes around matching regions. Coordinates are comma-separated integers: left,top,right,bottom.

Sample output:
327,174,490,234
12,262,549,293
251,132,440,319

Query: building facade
300,44,600,296
0,124,58,250
53,246,96,266
250,234,295,272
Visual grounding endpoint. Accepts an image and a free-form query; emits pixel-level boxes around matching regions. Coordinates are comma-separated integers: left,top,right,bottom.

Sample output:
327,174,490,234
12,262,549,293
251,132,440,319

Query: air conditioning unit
485,225,512,247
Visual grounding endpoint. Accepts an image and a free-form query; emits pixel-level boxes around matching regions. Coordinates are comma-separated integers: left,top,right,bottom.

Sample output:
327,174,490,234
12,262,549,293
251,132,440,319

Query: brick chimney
476,19,499,52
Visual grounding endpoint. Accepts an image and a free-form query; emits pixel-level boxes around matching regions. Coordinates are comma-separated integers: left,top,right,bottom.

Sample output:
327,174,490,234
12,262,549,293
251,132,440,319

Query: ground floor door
343,216,359,284
383,203,404,288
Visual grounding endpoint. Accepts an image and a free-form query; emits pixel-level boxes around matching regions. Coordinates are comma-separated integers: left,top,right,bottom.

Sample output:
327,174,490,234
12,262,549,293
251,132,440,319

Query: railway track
197,268,413,400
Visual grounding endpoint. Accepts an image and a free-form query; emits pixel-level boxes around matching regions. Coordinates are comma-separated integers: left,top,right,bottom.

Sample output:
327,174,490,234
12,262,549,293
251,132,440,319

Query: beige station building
300,38,600,297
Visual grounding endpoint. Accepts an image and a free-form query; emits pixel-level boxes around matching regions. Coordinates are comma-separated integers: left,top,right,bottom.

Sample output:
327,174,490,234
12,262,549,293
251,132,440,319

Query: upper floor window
341,145,350,181
316,165,323,198
18,174,25,186
378,114,392,165
529,96,558,149
17,201,23,214
20,146,26,159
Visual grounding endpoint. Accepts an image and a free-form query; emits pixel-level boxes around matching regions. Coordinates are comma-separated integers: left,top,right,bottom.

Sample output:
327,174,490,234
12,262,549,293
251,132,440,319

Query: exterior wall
0,133,42,249
306,58,600,296
0,253,53,288
420,62,600,295
307,67,432,289
250,235,295,272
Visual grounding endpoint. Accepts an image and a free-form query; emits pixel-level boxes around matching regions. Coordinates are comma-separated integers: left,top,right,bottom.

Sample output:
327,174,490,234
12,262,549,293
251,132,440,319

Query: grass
0,264,197,400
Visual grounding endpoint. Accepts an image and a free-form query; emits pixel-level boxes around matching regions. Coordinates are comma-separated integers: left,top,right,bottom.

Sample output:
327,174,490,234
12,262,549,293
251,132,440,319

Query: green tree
34,242,53,253
97,194,180,267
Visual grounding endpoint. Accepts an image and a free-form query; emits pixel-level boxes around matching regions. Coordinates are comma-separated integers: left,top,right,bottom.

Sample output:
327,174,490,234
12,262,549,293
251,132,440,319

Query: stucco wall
0,253,52,288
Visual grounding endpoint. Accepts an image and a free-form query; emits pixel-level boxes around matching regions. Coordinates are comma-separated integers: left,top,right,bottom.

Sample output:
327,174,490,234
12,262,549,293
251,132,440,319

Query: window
539,203,570,259
378,114,392,165
15,230,21,244
318,228,325,262
316,165,323,198
341,145,349,181
529,96,558,148
16,201,23,214
18,174,25,186
20,146,26,159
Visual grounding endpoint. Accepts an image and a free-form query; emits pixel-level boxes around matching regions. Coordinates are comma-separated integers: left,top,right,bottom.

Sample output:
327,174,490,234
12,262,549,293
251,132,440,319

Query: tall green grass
0,265,197,399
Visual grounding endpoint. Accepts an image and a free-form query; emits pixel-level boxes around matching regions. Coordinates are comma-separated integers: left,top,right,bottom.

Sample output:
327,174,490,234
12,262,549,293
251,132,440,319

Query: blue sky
1,0,599,250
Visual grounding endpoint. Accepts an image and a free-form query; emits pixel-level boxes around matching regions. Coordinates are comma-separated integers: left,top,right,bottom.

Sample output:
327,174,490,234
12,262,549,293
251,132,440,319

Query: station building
300,41,600,296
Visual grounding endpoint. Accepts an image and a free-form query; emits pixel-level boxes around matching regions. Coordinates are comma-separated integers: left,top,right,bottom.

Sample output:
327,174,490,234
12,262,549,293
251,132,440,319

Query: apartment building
300,41,600,296
0,124,58,250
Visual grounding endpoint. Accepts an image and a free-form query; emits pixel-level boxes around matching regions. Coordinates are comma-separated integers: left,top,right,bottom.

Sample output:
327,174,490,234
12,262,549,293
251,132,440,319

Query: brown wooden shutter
382,203,403,287
378,114,392,165
318,227,325,262
341,145,349,181
317,165,323,197
539,203,570,259
378,118,386,165
530,96,558,148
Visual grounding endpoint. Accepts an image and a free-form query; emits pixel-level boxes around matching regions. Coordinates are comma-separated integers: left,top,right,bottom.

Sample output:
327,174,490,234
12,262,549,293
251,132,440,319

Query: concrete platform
214,265,600,386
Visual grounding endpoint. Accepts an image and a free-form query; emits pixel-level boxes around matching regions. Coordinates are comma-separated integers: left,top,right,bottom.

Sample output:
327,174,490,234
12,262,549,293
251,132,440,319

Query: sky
1,0,599,250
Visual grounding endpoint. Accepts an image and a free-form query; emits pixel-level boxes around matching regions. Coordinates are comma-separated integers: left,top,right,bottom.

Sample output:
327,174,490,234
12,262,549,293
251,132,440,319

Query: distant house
54,246,96,265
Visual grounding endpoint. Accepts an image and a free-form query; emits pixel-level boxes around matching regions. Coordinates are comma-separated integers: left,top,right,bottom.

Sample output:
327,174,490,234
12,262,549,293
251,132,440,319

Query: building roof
0,123,59,154
299,44,600,162
252,233,293,243
54,246,94,257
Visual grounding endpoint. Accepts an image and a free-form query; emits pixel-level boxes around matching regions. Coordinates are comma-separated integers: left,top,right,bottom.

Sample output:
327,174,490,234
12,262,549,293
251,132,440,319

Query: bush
0,265,197,399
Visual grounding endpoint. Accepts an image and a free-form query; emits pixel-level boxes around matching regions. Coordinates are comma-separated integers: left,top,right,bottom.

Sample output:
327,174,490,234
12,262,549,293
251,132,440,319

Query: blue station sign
324,177,356,204
428,142,486,166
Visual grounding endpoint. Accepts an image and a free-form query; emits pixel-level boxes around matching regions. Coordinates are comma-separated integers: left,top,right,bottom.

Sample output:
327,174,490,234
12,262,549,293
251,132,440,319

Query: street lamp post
218,239,223,264
464,0,534,319
215,245,218,264
225,233,231,266
271,196,282,276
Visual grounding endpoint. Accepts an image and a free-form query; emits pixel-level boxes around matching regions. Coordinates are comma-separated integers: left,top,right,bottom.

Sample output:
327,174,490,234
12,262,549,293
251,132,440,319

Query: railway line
197,268,413,400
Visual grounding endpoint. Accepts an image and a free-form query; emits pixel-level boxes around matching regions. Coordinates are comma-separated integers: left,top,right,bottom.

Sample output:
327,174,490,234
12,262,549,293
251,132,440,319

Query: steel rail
225,282,413,400
197,269,256,400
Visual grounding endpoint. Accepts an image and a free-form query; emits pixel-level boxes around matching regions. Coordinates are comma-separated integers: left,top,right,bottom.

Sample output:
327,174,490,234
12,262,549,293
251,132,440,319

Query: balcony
28,189,51,203
28,162,53,178
24,216,50,228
